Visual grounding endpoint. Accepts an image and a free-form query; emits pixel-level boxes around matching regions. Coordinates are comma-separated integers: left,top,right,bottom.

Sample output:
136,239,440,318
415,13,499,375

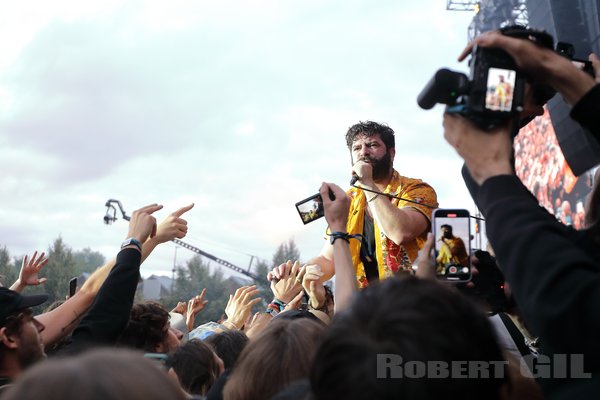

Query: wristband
328,231,363,245
265,306,279,318
121,237,142,252
272,299,286,311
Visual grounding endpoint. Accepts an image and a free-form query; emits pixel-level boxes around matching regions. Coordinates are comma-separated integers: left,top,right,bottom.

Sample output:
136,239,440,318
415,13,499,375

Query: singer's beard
360,151,392,182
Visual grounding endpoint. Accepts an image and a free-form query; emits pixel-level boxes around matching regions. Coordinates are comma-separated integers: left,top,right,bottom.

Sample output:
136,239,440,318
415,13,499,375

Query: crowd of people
514,108,591,228
1,27,600,400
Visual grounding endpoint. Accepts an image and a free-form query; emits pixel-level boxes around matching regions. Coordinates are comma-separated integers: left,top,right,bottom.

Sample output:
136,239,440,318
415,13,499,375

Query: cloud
0,1,478,277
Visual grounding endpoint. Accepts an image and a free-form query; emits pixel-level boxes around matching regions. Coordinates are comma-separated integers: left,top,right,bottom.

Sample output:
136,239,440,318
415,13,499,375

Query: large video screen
514,108,594,229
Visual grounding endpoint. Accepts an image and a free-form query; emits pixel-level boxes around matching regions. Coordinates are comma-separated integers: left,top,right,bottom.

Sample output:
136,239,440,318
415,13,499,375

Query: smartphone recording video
433,209,471,282
295,193,324,225
485,67,516,112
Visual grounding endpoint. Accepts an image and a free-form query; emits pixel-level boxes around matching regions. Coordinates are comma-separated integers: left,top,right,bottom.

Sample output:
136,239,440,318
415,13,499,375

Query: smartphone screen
433,209,471,282
485,67,516,112
295,193,324,225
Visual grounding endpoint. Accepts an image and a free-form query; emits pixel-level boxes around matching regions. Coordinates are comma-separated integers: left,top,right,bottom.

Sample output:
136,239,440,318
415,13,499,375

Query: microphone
350,174,360,186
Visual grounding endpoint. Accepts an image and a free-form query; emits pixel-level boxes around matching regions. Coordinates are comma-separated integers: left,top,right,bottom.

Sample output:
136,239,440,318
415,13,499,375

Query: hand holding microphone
350,159,374,187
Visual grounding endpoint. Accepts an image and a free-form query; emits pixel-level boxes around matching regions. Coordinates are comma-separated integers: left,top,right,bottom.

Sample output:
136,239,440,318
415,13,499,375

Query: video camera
417,25,591,130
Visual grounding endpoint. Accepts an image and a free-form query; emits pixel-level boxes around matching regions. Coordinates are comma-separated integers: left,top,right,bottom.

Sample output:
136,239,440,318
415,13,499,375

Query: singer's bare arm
306,242,336,282
364,192,429,245
353,160,430,245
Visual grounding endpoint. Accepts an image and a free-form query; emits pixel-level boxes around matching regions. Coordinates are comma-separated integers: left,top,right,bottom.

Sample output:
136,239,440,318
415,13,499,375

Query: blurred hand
10,251,49,292
298,264,326,308
224,285,261,329
127,204,163,244
590,53,600,83
154,203,193,244
171,301,187,316
319,182,350,232
245,312,272,339
186,289,208,330
282,290,305,312
458,31,596,105
414,233,435,280
458,31,560,84
270,260,303,303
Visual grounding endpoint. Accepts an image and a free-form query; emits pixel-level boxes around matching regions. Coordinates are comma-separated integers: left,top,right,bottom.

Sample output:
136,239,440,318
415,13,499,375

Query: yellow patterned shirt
344,170,438,288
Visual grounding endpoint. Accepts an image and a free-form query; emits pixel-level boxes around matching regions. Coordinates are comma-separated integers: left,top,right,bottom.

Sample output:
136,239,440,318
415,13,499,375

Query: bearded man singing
306,121,438,288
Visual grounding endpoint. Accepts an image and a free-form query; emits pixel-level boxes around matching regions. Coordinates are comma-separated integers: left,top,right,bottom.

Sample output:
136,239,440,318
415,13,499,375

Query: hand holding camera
458,30,597,107
319,182,349,232
418,25,595,130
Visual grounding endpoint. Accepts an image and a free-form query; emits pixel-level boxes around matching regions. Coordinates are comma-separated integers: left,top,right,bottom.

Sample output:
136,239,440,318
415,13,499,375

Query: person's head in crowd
223,318,325,400
2,348,186,400
311,276,509,400
345,121,395,181
117,301,183,353
166,339,223,396
204,329,248,370
0,288,48,382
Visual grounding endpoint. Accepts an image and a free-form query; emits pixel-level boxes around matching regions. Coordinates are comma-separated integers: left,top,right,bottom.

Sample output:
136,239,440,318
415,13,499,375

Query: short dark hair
117,302,170,352
204,329,249,370
311,276,508,400
345,121,395,151
167,339,221,396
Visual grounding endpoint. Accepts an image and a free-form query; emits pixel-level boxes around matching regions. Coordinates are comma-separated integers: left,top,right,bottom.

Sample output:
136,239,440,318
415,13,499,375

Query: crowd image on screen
514,109,593,229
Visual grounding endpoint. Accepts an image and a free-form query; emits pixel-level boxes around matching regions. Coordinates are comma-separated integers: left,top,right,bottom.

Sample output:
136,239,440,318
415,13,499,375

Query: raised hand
10,251,49,292
298,264,326,309
414,233,436,280
127,204,163,244
186,289,208,330
270,260,304,304
224,285,261,330
282,290,305,312
171,301,187,316
319,182,350,232
154,204,194,244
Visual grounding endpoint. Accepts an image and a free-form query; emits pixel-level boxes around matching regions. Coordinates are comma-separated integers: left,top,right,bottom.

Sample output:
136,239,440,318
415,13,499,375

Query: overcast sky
0,1,477,279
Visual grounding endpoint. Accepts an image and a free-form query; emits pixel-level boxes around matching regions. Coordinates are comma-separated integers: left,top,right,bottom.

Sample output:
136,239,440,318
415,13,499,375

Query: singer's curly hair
345,121,395,151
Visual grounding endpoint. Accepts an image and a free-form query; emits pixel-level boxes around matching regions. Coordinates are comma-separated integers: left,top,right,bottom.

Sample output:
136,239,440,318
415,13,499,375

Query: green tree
253,259,273,306
163,255,230,328
272,239,301,267
39,237,77,305
72,247,106,275
0,246,17,287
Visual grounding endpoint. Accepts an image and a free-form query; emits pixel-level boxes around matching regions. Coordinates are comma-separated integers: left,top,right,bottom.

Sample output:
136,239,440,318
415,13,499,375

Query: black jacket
462,84,600,398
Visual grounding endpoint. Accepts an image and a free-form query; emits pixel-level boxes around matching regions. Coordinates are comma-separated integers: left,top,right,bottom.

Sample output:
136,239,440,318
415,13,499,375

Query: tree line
0,237,302,329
